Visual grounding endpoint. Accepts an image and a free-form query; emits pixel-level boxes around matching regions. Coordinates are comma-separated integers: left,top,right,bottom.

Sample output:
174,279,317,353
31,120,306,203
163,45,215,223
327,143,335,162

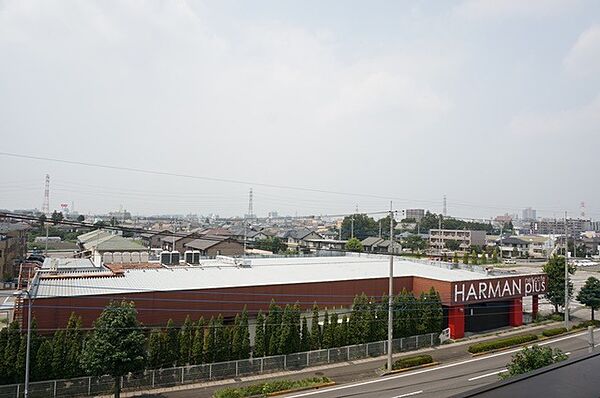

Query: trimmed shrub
391,354,434,370
542,327,567,337
213,377,331,398
468,334,538,354
573,320,600,329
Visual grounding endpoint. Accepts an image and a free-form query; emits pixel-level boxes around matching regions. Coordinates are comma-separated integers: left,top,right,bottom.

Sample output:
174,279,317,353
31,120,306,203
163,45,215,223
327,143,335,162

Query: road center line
393,390,423,398
283,329,598,398
468,369,506,381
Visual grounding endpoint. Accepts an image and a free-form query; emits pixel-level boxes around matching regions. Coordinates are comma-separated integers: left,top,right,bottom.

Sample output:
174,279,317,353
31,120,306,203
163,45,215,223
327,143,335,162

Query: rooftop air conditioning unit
184,250,201,265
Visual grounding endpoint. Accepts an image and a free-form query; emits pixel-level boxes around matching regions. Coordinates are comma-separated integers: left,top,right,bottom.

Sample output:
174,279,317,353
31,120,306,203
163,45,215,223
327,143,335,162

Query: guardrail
0,332,439,398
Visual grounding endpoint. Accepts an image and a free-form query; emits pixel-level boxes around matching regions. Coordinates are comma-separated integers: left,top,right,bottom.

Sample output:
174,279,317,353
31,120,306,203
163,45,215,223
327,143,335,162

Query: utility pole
589,326,595,353
564,211,570,330
387,201,394,372
379,220,382,238
351,215,354,239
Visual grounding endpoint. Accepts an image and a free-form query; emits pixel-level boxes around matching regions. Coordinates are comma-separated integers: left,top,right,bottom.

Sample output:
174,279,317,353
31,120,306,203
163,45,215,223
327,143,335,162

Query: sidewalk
111,319,574,398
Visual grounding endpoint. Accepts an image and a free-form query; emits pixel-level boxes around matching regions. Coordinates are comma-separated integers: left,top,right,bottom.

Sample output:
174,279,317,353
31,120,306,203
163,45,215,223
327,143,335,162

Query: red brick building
26,255,546,339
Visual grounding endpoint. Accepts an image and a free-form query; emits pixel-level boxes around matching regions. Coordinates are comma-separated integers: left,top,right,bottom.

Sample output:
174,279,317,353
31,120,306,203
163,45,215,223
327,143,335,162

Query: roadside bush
573,320,600,329
468,334,538,354
213,377,331,398
390,354,433,370
542,327,567,337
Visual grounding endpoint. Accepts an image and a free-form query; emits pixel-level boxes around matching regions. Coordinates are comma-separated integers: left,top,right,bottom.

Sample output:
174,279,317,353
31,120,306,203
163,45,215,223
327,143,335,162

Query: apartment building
429,229,486,251
0,223,30,278
528,218,591,237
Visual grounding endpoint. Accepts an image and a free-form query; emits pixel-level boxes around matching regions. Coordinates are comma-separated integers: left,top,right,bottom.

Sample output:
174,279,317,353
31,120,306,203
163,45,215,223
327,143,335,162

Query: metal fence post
327,349,330,363
235,361,239,377
88,376,91,395
53,380,57,397
347,346,350,361
181,367,185,384
306,352,309,367
16,384,19,397
431,333,434,346
366,343,369,357
400,337,403,351
416,335,419,348
152,370,155,388
209,363,212,380
283,355,287,370
260,357,264,373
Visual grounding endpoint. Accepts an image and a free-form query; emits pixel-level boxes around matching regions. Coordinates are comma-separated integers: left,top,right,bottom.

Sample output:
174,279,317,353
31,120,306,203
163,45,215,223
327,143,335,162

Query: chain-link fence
0,332,438,398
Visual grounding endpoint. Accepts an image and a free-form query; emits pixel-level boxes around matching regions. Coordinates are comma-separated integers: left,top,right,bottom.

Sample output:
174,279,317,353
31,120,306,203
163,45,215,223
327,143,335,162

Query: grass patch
386,354,434,370
468,334,538,354
213,377,331,398
542,327,567,337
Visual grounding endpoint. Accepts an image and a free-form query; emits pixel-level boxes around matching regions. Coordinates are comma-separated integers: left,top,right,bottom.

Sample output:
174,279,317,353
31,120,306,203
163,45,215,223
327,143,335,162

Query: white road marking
565,352,571,355
392,391,423,398
283,329,599,398
468,369,506,381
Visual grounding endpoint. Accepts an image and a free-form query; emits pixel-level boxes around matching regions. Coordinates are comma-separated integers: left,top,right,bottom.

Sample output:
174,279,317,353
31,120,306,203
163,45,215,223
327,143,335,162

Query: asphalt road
278,329,598,398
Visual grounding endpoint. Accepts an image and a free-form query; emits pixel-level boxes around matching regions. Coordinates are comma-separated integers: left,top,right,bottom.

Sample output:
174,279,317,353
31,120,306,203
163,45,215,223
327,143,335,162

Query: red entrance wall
509,298,523,326
448,305,465,339
532,295,539,318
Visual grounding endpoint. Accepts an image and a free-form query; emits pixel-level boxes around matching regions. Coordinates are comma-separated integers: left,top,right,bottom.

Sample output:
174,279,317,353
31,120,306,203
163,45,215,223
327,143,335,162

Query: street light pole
14,289,32,398
387,202,394,372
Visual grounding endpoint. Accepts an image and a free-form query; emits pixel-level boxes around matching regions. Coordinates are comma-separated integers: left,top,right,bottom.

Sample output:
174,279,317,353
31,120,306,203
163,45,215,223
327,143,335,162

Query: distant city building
429,229,486,251
522,207,537,221
405,209,426,222
268,211,279,218
494,214,513,224
528,218,591,236
108,209,131,220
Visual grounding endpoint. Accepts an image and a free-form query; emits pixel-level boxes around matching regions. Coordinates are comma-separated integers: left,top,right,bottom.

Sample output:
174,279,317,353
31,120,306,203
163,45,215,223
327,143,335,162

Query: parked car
503,259,517,264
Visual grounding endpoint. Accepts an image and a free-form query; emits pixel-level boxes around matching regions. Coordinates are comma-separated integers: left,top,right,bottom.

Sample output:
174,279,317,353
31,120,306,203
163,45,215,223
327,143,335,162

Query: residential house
140,229,172,248
277,228,323,252
429,229,486,251
498,236,530,258
360,237,401,254
183,236,244,257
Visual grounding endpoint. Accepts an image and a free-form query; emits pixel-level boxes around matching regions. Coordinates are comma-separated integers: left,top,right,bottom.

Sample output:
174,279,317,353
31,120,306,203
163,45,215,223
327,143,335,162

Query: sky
1,0,599,220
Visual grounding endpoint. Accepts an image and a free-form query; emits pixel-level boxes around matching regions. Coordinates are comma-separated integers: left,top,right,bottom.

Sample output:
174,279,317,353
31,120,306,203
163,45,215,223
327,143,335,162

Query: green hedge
213,377,331,398
391,354,434,370
468,334,538,354
542,327,567,337
573,320,600,329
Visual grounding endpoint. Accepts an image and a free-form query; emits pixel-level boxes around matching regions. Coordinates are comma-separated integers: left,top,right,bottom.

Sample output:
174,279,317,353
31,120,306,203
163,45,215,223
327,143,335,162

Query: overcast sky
1,0,599,220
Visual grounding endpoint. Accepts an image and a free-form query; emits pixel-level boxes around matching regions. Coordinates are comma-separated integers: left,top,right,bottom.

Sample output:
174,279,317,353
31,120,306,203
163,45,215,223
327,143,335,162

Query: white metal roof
32,254,542,299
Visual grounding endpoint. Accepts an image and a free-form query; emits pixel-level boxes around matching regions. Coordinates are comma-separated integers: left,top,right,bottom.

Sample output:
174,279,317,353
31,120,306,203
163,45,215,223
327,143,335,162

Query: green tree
378,215,398,239
163,319,179,367
76,214,85,222
577,276,600,321
34,338,53,381
51,330,66,380
278,305,295,354
480,253,488,265
471,251,478,265
3,321,20,383
214,315,229,362
203,317,216,363
255,237,286,253
51,210,63,225
81,301,146,398
178,315,193,365
341,214,378,240
338,315,349,347
310,304,321,350
543,255,576,314
445,239,460,251
147,330,163,369
38,214,46,229
491,247,499,263
453,252,459,264
300,317,311,352
463,251,469,265
191,317,206,364
16,334,26,381
266,301,282,356
402,235,427,252
425,287,443,333
64,313,84,378
501,345,567,379
239,307,251,359
321,310,332,349
329,312,339,347
345,237,364,252
231,314,242,360
254,311,266,357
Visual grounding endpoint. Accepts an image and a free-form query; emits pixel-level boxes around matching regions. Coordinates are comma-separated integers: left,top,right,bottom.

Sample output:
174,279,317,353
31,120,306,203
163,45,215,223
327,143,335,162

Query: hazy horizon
1,1,599,220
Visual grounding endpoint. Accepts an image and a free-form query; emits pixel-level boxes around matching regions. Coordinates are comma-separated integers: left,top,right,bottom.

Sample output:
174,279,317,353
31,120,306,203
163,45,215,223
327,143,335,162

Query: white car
503,259,517,264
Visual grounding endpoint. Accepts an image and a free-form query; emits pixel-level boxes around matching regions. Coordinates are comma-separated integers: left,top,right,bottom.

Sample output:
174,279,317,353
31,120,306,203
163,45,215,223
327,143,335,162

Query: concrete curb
469,328,581,357
379,362,439,376
265,381,337,397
